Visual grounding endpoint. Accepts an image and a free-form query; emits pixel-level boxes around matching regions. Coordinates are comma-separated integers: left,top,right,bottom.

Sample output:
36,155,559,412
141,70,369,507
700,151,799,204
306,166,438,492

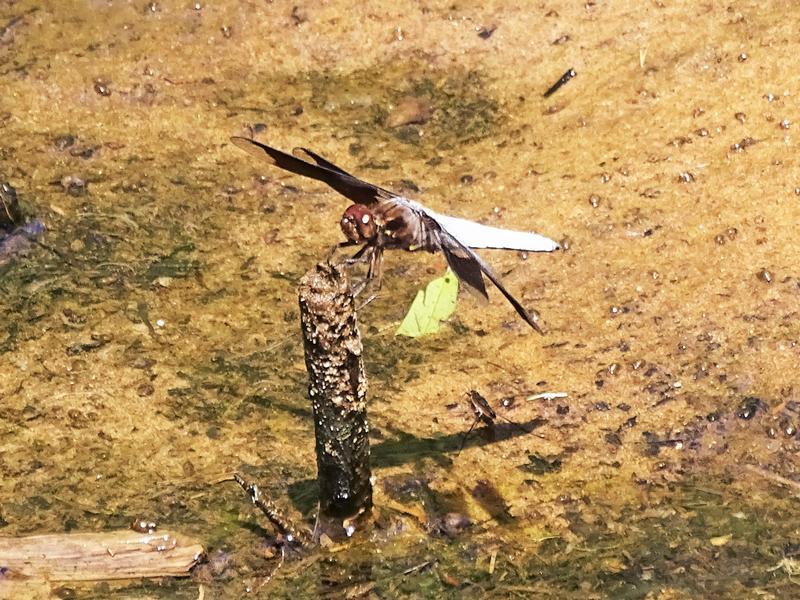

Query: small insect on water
230,137,561,331
458,390,498,454
458,390,534,454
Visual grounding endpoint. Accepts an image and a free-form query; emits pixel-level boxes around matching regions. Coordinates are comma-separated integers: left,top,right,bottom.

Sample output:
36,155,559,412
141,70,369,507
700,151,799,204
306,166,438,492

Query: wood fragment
0,530,204,581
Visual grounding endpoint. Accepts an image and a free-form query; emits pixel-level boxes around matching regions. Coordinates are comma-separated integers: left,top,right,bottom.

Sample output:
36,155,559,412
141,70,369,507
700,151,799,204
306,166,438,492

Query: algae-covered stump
298,261,372,539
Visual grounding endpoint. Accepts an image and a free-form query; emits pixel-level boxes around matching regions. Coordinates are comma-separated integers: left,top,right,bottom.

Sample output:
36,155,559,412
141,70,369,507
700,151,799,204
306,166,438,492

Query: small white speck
156,319,166,328
527,392,569,401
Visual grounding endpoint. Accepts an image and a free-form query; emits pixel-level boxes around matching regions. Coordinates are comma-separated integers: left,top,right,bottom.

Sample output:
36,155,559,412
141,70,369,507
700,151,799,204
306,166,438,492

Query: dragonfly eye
358,213,377,240
341,204,377,243
340,214,361,243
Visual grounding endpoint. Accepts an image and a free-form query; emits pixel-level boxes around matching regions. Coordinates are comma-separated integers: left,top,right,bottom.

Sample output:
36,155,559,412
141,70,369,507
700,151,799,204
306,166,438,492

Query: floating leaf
396,270,458,337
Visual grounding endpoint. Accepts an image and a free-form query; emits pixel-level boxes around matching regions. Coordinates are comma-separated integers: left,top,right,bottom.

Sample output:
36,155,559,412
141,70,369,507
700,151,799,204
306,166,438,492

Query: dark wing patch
437,227,543,334
293,146,398,202
391,206,488,297
230,137,384,205
293,147,355,177
441,244,489,300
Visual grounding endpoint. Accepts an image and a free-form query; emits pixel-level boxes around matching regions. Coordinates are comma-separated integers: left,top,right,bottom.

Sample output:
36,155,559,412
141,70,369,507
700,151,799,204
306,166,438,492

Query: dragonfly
230,137,560,332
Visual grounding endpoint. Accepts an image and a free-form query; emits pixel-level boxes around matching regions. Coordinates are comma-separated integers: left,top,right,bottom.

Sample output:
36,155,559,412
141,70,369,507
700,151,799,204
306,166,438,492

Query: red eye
340,204,377,243
343,204,368,220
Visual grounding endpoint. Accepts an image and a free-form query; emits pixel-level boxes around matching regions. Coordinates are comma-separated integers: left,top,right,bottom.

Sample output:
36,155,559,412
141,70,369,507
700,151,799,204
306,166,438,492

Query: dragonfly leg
327,240,362,263
344,246,375,298
342,244,372,265
367,247,384,290
353,248,384,309
351,278,370,298
332,244,376,299
355,292,378,310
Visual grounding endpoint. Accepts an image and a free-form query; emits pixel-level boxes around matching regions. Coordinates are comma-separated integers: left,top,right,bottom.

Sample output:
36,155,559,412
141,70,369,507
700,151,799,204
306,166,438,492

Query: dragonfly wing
293,146,398,201
402,203,542,331
402,207,489,300
230,137,384,205
293,147,355,177
440,243,489,300
424,210,560,252
436,226,543,333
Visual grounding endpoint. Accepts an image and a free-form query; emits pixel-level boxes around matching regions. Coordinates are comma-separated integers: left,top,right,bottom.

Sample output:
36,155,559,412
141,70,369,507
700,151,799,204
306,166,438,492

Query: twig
403,559,436,576
228,473,312,545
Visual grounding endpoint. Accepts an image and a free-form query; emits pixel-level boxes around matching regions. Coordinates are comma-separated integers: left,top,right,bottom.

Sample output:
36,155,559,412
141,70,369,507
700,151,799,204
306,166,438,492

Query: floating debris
93,78,112,96
0,181,23,231
477,25,497,40
736,396,767,420
543,68,577,98
396,270,458,338
730,137,757,152
60,174,87,196
130,518,158,534
756,268,773,284
431,513,470,538
527,392,569,401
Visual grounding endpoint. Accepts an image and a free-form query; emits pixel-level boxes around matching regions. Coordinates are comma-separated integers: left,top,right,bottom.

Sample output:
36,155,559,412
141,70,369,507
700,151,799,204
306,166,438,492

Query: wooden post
298,261,372,540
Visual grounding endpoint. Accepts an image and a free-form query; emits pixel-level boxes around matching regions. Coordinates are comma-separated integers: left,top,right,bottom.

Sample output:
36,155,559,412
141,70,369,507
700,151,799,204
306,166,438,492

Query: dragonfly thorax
340,204,378,243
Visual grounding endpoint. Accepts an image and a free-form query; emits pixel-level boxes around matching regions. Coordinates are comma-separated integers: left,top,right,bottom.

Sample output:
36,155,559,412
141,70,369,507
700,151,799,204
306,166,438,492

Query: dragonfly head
340,204,377,243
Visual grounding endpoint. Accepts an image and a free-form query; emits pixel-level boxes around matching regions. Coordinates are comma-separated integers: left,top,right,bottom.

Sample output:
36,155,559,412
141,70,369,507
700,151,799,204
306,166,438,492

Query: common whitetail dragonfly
231,137,560,332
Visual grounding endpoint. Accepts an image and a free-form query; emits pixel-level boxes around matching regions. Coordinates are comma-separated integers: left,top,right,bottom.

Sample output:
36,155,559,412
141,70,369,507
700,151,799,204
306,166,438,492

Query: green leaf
396,269,459,337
